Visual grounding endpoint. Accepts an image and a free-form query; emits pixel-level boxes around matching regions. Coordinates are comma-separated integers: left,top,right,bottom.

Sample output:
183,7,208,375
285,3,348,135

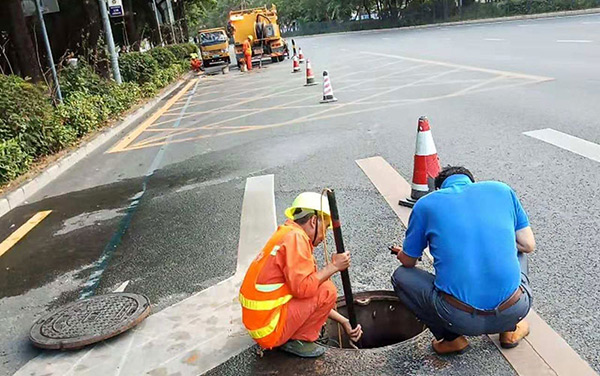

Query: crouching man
240,192,362,358
391,166,535,355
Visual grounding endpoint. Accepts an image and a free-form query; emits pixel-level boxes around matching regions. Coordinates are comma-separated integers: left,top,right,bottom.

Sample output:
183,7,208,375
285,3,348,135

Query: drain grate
30,293,150,350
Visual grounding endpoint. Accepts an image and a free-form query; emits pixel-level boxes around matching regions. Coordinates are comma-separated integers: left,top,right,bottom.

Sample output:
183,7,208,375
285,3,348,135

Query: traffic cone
292,55,300,73
320,70,337,103
399,116,441,208
304,59,317,86
298,48,305,63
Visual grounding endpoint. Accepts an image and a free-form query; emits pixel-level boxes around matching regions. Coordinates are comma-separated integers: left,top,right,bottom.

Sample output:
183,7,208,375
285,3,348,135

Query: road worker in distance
243,35,253,71
239,192,363,358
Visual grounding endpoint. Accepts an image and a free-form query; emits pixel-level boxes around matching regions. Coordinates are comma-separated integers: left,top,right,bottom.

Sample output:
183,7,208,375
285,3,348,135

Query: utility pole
34,0,62,102
98,0,122,83
152,0,164,46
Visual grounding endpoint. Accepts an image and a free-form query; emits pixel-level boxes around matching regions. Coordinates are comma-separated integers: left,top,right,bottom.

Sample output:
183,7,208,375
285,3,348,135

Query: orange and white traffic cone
292,55,300,73
320,70,337,103
399,116,441,208
298,48,305,63
304,59,317,86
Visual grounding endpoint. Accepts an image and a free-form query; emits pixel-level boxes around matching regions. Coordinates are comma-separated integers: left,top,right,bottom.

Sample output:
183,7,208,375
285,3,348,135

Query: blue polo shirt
403,174,530,310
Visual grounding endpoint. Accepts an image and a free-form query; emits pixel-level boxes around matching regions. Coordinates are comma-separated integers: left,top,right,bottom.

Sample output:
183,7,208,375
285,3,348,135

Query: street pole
34,0,62,103
152,0,164,46
98,0,122,84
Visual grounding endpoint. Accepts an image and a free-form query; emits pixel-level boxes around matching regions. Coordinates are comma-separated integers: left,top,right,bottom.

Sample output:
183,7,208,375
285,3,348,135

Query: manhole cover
30,293,150,350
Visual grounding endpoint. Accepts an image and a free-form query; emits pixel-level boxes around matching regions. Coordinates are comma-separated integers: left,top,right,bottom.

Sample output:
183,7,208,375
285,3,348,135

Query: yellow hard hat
285,192,331,222
248,35,253,41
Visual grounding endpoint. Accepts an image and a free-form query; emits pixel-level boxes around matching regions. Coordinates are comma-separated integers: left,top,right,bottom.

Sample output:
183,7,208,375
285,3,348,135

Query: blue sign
108,0,123,17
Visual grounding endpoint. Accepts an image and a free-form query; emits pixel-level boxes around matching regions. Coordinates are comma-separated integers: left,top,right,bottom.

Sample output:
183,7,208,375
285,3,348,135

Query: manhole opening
321,290,425,349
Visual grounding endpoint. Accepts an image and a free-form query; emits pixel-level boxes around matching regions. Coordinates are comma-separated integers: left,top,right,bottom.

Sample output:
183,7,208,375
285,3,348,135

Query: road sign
108,0,124,17
22,0,59,17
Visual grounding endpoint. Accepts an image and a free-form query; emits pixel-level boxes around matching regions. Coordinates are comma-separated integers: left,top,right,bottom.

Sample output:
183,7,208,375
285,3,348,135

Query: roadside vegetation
0,43,197,185
191,0,599,35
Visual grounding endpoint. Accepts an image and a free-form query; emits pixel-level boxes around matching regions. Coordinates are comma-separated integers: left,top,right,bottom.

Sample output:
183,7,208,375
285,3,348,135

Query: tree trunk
81,0,110,78
5,0,42,82
179,0,189,40
124,0,141,50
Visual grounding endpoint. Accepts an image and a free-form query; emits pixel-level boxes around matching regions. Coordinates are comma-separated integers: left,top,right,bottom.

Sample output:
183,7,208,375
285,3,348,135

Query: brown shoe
432,336,469,355
500,320,530,349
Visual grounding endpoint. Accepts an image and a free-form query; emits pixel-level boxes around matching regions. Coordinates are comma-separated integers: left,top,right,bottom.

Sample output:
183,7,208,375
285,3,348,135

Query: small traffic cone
304,59,317,86
292,55,300,73
320,70,337,103
399,116,441,208
298,48,305,63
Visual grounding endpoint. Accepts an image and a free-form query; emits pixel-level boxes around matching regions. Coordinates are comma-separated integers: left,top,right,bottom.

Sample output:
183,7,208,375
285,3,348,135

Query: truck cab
198,28,231,67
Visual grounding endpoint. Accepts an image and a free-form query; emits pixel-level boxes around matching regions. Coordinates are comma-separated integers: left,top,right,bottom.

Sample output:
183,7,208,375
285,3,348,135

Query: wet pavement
2,13,600,376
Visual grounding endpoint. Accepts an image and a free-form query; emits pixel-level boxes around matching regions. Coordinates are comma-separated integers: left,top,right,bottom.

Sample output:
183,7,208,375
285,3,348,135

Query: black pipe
326,190,360,338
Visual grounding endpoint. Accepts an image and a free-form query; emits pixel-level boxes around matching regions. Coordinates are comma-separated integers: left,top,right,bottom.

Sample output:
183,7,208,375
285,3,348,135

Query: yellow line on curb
107,79,197,154
0,210,52,258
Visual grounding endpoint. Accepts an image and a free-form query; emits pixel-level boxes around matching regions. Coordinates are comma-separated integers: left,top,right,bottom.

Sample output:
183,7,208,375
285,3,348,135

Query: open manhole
30,293,150,350
322,290,425,349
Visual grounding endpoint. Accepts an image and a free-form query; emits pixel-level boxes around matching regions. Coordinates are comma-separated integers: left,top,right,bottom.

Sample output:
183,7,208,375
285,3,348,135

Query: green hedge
150,47,178,69
0,43,192,185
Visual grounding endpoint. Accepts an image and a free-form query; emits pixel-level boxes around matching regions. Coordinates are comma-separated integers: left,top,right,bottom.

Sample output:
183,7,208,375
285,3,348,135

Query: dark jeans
391,253,532,341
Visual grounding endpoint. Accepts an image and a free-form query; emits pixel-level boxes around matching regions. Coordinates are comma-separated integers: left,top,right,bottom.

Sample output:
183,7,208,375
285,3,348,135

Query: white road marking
360,51,554,82
357,156,598,376
485,38,506,41
524,128,600,163
556,39,593,43
382,37,391,40
582,21,600,24
15,175,278,376
113,280,130,293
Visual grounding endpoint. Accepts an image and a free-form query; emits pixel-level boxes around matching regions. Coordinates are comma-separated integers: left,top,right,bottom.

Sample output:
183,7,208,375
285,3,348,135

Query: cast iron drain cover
30,292,150,350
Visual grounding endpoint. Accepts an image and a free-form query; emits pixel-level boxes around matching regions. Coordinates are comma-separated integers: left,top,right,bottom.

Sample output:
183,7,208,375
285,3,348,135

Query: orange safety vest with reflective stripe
243,40,252,55
239,225,295,349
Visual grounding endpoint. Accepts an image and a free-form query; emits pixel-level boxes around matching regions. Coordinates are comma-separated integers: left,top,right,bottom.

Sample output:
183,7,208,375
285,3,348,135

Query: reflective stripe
270,245,280,256
239,293,292,311
255,283,284,293
248,312,281,339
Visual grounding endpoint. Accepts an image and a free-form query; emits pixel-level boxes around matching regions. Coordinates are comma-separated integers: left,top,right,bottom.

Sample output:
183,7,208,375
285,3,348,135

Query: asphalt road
1,12,600,376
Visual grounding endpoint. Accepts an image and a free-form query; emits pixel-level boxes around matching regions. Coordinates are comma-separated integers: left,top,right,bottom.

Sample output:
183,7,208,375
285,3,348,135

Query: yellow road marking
107,79,197,154
0,210,52,258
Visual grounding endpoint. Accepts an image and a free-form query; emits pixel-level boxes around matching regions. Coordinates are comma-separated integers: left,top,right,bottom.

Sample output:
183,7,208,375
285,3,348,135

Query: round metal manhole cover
30,293,151,350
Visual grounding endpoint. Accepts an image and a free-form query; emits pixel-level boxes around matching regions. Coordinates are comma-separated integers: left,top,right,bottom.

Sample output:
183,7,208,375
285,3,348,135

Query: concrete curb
293,7,600,39
0,74,193,219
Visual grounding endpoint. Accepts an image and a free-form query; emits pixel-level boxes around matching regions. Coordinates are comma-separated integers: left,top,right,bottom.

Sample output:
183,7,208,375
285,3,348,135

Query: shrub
0,75,60,156
57,92,108,137
181,43,198,56
0,139,32,184
118,52,160,84
166,44,189,60
140,82,159,98
103,82,142,115
58,63,109,98
150,47,178,69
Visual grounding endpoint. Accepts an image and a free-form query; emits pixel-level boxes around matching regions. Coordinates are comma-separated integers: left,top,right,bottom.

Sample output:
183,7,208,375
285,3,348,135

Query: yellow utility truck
198,27,231,67
227,5,288,66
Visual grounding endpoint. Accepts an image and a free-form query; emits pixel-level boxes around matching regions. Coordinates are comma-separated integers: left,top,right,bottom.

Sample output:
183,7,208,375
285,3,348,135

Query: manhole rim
29,292,151,350
323,289,427,351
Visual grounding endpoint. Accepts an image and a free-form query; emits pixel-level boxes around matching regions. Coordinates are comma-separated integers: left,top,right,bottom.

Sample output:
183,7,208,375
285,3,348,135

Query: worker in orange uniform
239,192,363,358
243,35,253,71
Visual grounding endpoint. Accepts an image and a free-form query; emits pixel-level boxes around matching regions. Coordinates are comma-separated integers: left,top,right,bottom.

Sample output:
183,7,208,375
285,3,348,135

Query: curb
291,7,600,39
0,74,193,219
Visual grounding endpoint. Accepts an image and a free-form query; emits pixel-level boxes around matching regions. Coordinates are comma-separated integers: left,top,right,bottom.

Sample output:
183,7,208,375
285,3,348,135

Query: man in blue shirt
391,166,535,355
